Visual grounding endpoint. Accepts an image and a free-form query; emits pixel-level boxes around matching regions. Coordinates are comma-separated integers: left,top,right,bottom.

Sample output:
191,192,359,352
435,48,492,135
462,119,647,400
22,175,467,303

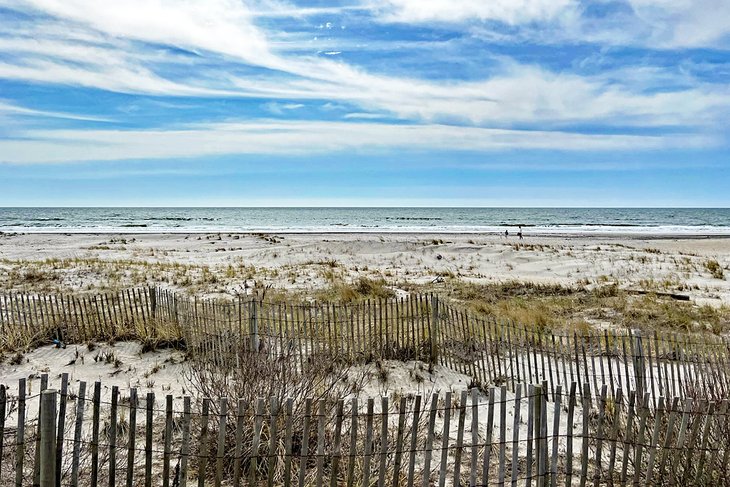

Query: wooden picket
2,377,728,487
1,287,730,409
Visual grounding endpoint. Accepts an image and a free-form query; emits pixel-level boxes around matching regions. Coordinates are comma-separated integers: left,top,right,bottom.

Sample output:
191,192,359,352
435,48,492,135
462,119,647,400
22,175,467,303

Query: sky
0,0,729,207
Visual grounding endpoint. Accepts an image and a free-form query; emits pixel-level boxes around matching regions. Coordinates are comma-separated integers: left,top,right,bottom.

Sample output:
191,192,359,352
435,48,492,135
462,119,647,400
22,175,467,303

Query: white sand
0,232,728,305
1,232,717,485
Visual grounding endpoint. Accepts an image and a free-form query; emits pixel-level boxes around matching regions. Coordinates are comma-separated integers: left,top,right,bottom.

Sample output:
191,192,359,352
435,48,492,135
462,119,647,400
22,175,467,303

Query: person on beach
518,225,523,240
504,229,509,238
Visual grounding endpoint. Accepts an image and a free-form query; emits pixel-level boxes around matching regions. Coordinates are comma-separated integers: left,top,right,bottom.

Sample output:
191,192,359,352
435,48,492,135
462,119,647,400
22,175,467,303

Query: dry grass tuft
316,276,396,303
704,259,725,279
432,280,730,335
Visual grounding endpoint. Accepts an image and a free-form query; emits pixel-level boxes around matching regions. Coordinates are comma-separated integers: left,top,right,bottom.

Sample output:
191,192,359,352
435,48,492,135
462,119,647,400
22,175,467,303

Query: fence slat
126,388,138,487
549,385,562,487
631,393,652,486
215,397,227,487
393,397,407,487
145,392,154,487
315,400,326,487
511,384,522,487
422,393,438,487
39,389,57,487
267,397,280,487
565,382,576,487
330,400,345,487
283,398,295,487
579,383,591,487
498,385,507,487
618,391,635,487
347,398,358,487
592,385,607,487
33,373,49,486
438,392,453,487
406,395,421,487
669,397,692,483
180,396,191,487
199,398,211,487
90,382,101,487
15,378,25,487
606,388,623,486
377,397,388,487
163,395,173,487
298,398,313,487
454,390,468,487
70,381,87,487
657,397,680,482
109,386,119,487
232,398,248,486
645,396,666,485
482,388,495,487
0,385,6,481
470,388,479,487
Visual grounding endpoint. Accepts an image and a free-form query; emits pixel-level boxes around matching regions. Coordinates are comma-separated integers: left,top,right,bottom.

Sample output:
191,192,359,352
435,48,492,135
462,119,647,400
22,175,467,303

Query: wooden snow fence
1,288,730,406
2,374,729,486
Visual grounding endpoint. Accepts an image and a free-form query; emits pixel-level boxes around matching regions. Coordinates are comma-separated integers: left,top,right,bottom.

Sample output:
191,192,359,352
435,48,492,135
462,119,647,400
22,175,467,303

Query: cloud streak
374,0,575,24
0,120,717,164
0,0,727,174
1,0,727,128
0,100,114,122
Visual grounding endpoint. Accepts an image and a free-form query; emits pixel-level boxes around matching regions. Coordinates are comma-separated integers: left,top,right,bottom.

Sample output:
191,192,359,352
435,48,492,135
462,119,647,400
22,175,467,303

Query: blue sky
0,0,729,206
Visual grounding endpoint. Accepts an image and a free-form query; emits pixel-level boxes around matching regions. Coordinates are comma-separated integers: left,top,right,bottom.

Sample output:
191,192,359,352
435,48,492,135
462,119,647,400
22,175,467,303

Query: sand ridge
0,232,728,306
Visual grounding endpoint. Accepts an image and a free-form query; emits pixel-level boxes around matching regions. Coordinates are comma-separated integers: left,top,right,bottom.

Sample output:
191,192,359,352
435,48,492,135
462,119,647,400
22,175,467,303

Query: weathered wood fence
1,374,729,486
1,287,729,406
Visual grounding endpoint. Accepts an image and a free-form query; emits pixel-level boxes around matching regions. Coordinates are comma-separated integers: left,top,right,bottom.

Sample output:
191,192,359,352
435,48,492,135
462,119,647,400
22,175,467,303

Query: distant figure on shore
504,229,509,238
518,225,523,240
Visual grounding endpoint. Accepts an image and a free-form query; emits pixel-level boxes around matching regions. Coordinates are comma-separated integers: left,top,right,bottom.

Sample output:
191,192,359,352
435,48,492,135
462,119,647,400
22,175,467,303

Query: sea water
0,207,729,235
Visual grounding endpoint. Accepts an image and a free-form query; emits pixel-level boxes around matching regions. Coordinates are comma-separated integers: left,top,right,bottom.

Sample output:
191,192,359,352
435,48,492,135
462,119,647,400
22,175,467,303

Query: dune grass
430,280,730,335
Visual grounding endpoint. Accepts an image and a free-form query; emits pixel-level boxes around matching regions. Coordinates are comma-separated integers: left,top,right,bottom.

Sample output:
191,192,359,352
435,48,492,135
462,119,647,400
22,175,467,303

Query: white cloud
231,63,730,127
263,102,304,114
0,0,728,152
626,0,730,48
372,0,730,49
344,112,385,119
0,100,113,121
0,120,717,164
374,0,575,24
4,0,279,67
0,59,234,96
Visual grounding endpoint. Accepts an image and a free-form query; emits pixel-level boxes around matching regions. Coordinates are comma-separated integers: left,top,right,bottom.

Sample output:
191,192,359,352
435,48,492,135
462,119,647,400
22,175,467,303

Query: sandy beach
1,231,728,306
1,232,728,486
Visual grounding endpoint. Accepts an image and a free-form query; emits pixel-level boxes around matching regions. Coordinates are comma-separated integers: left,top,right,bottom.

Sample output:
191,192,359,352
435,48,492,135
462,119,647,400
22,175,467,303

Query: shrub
182,345,364,482
704,259,725,279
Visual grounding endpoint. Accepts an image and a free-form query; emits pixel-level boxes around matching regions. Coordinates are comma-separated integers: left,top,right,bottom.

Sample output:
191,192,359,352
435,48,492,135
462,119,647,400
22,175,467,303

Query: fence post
534,384,543,487
430,295,439,364
250,300,260,352
634,332,645,400
40,389,57,487
0,385,5,480
149,286,157,321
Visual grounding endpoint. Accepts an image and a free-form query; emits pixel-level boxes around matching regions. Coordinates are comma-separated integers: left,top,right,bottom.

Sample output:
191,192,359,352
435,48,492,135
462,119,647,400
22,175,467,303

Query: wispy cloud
263,102,305,114
0,0,728,180
371,0,730,49
0,120,717,164
373,0,575,25
0,100,114,122
1,0,728,131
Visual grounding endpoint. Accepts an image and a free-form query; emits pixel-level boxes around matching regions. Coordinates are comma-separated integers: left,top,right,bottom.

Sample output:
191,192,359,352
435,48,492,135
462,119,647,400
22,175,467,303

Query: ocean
0,208,729,235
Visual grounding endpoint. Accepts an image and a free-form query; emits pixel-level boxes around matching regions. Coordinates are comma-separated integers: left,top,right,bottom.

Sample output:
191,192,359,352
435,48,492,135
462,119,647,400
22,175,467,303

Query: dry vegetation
2,254,729,339
430,280,730,336
1,233,729,338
